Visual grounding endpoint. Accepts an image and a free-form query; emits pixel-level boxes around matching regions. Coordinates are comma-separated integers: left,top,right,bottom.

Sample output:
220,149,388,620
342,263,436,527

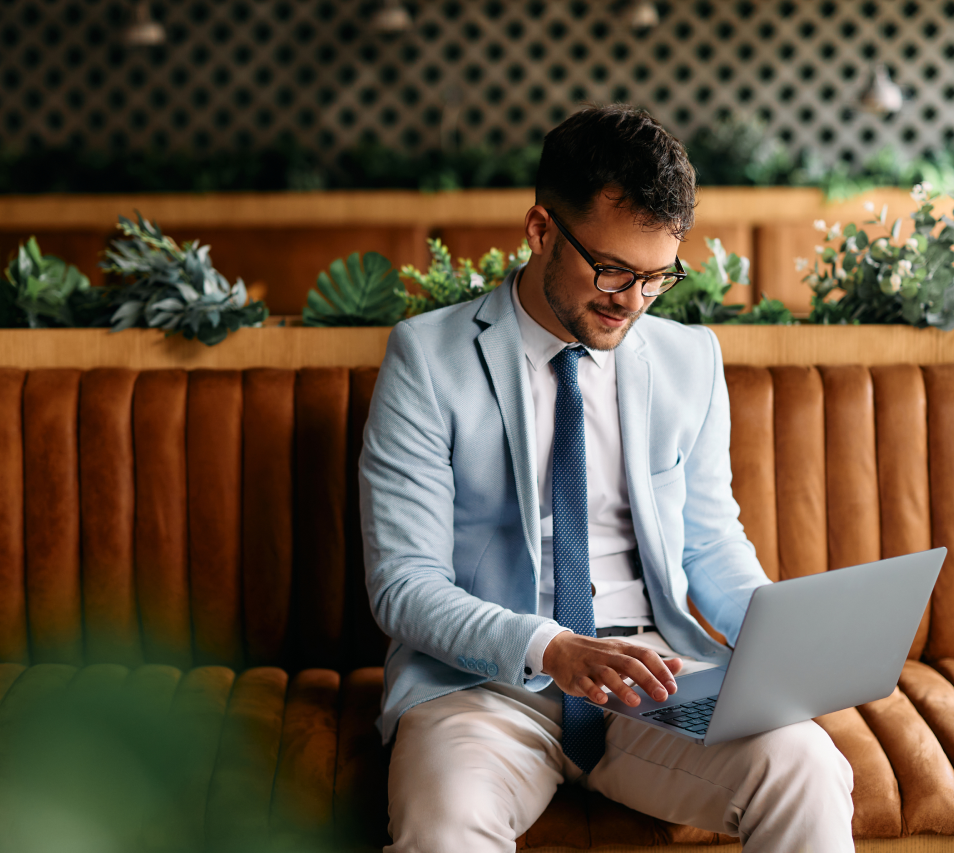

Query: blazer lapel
615,334,672,598
476,279,541,582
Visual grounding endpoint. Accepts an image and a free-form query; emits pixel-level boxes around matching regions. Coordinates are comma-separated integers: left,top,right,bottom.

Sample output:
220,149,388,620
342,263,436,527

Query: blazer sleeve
680,327,771,646
359,321,553,686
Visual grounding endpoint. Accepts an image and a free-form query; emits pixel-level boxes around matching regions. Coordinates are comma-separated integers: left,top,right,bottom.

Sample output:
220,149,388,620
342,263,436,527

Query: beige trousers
386,637,854,853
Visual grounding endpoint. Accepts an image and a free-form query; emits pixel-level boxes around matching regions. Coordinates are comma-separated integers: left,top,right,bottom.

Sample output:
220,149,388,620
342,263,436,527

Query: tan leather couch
1,363,953,852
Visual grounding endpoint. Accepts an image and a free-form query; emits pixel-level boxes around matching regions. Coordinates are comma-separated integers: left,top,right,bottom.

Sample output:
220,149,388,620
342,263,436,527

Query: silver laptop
589,548,946,746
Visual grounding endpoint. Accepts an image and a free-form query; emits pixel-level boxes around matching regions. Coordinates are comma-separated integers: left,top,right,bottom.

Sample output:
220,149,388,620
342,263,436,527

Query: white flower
890,273,903,291
923,181,933,192
813,219,827,232
898,258,913,273
911,183,930,203
845,236,858,252
863,201,876,212
794,257,809,271
874,238,888,250
815,245,826,255
806,274,820,286
835,267,847,280
827,222,842,238
469,273,485,290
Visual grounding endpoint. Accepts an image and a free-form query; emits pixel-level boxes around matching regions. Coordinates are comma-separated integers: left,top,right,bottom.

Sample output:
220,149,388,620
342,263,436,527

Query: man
359,105,854,853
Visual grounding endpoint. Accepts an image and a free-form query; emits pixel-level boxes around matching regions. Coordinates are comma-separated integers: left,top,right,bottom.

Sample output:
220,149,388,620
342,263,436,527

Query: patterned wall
1,0,953,168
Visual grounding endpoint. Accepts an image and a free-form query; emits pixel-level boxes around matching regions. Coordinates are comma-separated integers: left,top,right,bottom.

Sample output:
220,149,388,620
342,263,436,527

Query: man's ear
524,205,551,256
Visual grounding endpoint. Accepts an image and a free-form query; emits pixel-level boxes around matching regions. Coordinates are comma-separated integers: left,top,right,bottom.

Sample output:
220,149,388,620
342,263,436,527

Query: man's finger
614,652,675,703
630,646,680,692
600,668,640,707
578,676,606,704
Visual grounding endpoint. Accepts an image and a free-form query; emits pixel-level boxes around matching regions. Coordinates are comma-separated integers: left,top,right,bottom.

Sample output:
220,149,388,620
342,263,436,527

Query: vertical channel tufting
872,365,933,659
23,370,83,665
771,367,827,579
346,368,391,669
724,366,779,581
133,371,192,670
292,368,349,671
924,365,954,661
0,369,28,664
155,665,236,851
242,370,296,668
187,371,244,671
270,669,339,845
80,369,142,667
820,366,881,571
205,668,289,851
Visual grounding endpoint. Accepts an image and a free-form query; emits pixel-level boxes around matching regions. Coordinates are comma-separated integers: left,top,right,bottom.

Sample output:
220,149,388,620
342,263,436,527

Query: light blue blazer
359,269,770,743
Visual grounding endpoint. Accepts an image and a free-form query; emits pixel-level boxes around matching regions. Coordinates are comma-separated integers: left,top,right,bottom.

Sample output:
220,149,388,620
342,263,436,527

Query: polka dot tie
550,346,605,774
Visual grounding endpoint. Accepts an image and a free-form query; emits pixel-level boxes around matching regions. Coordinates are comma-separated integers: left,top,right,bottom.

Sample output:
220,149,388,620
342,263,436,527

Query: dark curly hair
535,104,697,240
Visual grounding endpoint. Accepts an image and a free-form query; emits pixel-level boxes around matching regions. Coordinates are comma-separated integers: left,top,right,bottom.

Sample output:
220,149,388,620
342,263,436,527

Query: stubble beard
542,238,643,351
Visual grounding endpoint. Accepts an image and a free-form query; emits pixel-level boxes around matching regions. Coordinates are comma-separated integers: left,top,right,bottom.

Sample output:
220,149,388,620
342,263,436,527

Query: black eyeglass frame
545,208,687,297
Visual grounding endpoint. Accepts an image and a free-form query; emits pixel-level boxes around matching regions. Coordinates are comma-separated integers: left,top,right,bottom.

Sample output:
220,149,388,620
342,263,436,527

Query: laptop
587,548,946,746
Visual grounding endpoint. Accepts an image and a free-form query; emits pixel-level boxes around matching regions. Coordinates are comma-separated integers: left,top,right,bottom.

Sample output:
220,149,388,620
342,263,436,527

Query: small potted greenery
100,213,269,345
800,183,954,329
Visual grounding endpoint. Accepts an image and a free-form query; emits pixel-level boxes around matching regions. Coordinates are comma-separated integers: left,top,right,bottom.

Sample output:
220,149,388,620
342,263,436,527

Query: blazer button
466,658,477,670
457,656,467,668
487,663,498,677
476,659,487,673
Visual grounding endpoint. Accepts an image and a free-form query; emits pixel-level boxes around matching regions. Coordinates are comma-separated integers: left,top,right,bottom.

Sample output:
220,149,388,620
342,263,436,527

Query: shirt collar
510,268,610,371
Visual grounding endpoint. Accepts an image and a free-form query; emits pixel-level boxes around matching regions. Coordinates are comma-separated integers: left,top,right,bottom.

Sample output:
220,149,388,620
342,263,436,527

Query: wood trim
711,325,954,367
1,324,954,371
0,187,946,231
0,189,537,230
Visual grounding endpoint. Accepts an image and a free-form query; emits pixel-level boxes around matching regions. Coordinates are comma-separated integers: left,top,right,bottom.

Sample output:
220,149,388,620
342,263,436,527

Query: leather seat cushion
0,662,339,851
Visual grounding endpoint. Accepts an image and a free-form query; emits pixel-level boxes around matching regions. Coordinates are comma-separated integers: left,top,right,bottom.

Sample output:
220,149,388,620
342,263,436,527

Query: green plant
399,238,531,317
729,295,794,325
649,238,793,326
100,213,268,345
819,147,954,202
303,251,405,326
801,183,954,329
0,236,102,328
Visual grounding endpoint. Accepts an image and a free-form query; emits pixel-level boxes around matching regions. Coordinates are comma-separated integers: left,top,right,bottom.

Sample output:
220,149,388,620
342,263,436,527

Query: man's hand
542,632,683,707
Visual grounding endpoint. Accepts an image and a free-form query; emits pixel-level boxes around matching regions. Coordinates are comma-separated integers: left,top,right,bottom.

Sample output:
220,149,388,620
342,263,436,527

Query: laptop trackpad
596,666,727,720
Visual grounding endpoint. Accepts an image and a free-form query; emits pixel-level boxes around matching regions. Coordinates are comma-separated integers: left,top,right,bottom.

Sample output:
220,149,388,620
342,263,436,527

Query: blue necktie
550,346,605,773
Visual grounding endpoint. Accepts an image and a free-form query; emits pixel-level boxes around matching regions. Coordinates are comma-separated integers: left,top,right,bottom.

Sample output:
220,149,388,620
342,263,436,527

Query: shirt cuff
524,623,571,680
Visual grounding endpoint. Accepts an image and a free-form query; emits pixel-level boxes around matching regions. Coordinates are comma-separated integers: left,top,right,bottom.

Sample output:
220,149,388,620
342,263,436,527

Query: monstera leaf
303,252,404,327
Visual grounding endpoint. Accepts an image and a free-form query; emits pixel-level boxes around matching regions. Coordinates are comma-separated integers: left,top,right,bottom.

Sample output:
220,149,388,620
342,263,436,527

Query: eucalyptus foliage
100,213,267,345
400,238,532,317
647,238,791,325
303,251,405,326
801,184,954,329
0,236,102,328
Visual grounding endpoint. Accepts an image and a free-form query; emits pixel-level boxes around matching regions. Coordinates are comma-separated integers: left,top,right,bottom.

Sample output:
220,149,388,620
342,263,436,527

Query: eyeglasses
545,208,687,296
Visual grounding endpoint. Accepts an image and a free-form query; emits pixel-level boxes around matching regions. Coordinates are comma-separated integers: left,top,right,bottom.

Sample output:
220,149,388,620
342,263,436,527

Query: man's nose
609,287,646,315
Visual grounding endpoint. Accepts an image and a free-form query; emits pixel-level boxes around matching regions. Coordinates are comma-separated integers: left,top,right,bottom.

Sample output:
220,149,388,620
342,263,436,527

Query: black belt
596,625,656,638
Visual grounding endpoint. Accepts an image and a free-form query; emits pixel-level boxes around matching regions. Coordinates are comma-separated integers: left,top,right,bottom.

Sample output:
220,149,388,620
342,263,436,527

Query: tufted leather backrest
0,367,350,673
1,363,953,674
726,364,954,662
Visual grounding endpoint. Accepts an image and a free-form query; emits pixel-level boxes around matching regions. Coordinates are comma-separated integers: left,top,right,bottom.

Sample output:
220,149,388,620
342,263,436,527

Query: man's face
541,192,682,351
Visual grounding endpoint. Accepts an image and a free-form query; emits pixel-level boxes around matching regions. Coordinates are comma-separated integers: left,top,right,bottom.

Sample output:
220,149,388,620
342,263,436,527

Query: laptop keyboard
640,696,719,735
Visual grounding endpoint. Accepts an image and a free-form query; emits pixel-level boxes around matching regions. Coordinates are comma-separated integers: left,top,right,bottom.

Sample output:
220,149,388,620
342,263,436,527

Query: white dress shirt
511,276,652,679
